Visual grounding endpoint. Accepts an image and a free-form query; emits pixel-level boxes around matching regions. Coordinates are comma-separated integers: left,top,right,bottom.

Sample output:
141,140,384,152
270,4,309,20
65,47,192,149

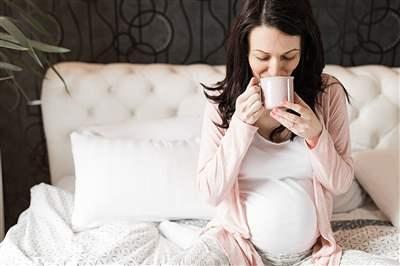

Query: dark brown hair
202,0,349,141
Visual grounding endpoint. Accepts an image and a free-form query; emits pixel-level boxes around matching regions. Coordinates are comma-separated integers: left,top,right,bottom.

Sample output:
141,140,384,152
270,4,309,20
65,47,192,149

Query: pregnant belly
241,178,319,255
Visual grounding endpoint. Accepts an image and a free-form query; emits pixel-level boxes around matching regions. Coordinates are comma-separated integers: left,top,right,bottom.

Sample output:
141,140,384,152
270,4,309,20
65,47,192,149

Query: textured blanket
0,184,398,265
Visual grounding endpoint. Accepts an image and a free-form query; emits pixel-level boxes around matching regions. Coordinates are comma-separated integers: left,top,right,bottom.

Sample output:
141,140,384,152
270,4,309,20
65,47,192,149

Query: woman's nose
259,59,288,78
268,58,283,76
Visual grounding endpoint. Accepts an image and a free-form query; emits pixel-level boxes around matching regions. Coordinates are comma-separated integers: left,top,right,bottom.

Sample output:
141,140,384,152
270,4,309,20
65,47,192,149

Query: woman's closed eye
281,55,296,61
256,56,270,61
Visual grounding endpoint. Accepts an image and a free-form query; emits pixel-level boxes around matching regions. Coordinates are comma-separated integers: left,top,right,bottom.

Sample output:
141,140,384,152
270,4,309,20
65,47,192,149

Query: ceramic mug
260,76,294,109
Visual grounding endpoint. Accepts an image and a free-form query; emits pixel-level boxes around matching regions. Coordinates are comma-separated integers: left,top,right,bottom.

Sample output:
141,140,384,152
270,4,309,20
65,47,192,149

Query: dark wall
0,0,399,232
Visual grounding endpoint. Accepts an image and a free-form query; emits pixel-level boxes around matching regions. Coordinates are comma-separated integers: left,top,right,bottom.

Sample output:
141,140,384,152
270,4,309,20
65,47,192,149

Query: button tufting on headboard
128,109,136,117
86,107,94,117
106,86,113,94
41,63,399,184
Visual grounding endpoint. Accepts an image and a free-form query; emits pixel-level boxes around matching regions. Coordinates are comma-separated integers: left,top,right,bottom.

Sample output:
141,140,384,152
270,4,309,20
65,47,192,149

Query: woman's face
248,25,301,78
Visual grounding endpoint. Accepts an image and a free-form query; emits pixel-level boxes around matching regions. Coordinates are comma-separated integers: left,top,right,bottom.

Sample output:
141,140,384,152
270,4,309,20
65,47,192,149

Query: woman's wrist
306,129,322,149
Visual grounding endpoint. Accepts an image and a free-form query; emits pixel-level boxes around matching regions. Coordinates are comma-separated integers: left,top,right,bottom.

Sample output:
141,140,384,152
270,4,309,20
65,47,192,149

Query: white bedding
0,184,182,265
0,183,398,265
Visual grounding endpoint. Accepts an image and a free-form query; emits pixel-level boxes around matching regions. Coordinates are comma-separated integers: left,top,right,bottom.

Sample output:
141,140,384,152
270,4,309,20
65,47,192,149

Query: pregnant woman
194,0,354,265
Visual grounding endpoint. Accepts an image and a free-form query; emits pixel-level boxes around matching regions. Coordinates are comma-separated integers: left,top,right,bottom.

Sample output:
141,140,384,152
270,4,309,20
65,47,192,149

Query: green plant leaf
0,32,69,53
0,16,43,68
2,0,54,40
0,32,16,42
0,75,13,81
49,64,70,95
0,61,22,71
0,39,28,50
30,40,70,53
0,2,71,104
10,76,33,106
32,50,70,95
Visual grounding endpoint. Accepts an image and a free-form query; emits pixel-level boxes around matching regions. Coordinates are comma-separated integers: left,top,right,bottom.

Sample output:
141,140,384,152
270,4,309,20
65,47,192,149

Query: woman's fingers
247,100,262,116
246,93,261,106
280,101,305,115
270,109,297,131
245,93,262,115
235,77,263,125
248,107,264,124
238,77,260,101
240,85,260,103
271,107,302,124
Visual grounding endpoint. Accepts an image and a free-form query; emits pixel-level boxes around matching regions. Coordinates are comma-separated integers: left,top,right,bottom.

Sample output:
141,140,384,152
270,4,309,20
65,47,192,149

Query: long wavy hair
202,0,349,142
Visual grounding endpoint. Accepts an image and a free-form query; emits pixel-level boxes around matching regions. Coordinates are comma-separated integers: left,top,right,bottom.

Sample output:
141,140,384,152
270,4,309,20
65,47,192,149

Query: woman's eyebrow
252,48,300,54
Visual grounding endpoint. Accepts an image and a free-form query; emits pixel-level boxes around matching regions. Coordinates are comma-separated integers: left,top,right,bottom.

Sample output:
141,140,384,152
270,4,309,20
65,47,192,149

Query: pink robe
196,74,354,266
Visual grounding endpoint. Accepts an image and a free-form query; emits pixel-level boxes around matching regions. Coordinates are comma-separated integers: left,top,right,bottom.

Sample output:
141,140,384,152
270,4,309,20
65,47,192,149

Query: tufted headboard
41,63,399,185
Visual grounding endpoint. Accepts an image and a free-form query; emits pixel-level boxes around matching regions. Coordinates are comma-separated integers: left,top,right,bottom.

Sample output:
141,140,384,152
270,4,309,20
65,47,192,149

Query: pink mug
260,76,294,109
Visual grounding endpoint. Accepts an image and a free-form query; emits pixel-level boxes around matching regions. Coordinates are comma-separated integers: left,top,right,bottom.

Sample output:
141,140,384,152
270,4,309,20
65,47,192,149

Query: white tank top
239,131,319,255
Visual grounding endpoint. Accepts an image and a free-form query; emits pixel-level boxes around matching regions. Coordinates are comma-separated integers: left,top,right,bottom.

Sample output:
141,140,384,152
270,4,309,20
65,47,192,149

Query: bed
0,63,398,265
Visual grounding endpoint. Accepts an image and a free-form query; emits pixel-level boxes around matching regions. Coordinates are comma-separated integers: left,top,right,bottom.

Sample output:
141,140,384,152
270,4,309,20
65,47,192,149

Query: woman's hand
270,92,323,148
235,77,265,125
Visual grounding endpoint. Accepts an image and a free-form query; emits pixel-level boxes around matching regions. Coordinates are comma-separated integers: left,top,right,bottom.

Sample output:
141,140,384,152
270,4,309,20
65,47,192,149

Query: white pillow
71,131,215,231
82,116,202,140
353,149,399,228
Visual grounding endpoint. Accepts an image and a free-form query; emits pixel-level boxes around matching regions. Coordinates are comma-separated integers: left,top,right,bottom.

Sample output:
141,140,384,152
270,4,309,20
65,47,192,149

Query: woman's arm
196,101,258,206
306,79,354,196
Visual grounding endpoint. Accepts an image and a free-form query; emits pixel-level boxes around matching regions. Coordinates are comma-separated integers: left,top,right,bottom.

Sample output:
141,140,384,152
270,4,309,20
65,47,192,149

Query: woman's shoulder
314,73,350,122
